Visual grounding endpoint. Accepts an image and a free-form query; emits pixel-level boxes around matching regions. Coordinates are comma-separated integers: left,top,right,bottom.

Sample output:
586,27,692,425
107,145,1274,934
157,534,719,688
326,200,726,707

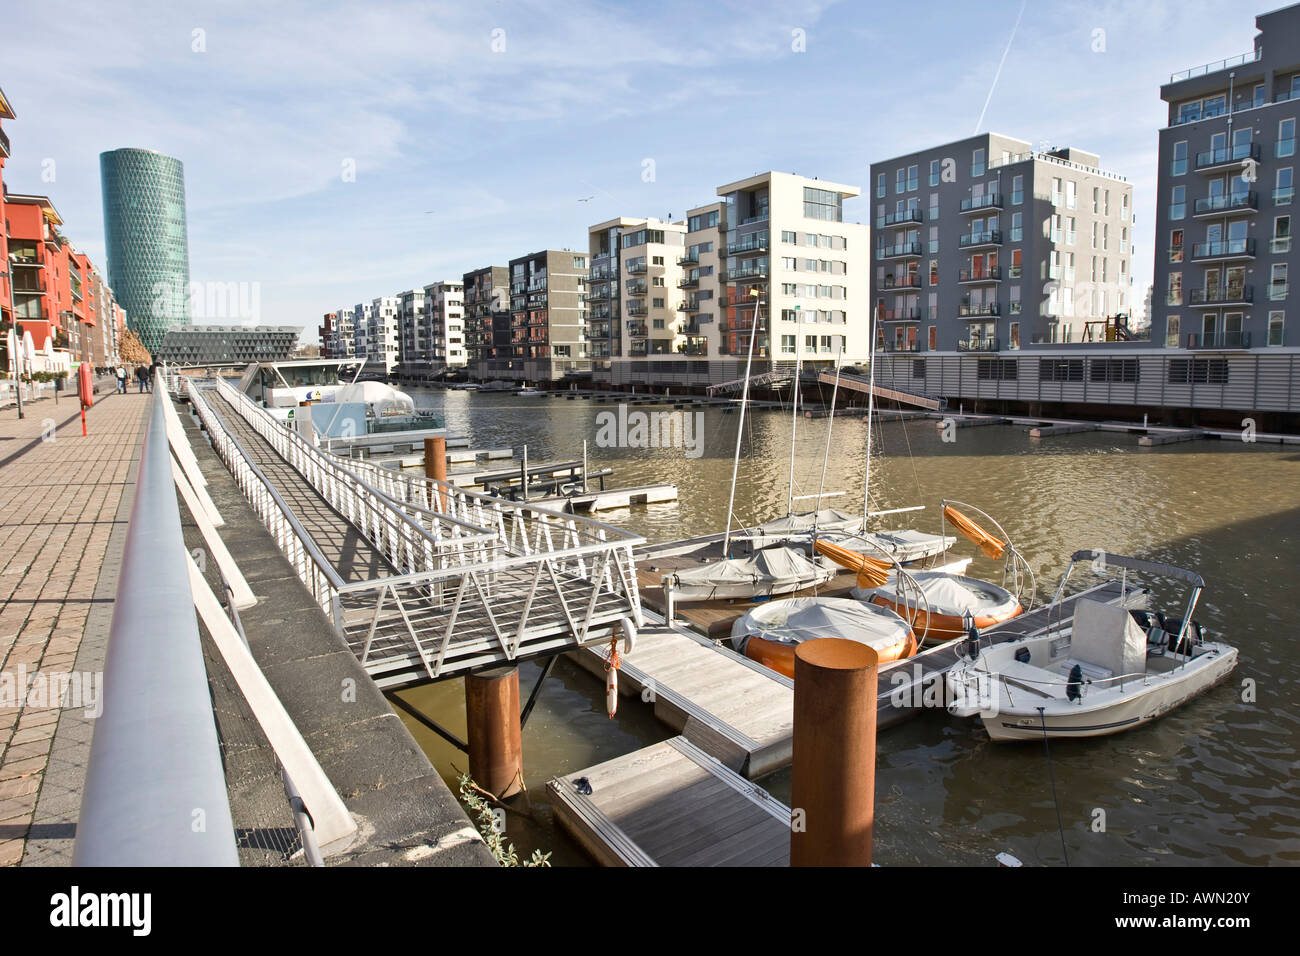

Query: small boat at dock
730,596,918,678
946,551,1238,740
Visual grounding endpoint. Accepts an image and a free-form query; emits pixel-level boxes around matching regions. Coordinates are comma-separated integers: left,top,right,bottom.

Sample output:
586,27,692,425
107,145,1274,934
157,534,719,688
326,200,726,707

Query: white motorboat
946,550,1237,741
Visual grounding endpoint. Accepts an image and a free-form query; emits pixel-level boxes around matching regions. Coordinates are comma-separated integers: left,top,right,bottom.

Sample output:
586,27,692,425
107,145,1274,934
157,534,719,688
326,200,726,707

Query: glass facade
99,148,191,354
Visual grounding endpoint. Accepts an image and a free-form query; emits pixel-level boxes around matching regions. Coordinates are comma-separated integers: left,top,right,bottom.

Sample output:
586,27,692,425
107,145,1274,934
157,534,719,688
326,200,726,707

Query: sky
0,0,1274,341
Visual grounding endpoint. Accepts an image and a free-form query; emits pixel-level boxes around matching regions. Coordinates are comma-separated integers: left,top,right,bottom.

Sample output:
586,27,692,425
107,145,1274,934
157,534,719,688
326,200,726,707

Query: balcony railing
678,276,700,289
720,266,769,281
626,280,648,296
882,309,921,321
876,208,924,228
1191,238,1256,259
1194,192,1257,216
960,194,1003,213
1190,286,1252,305
1187,331,1252,349
676,252,699,266
956,338,1001,352
881,275,922,290
625,302,648,317
726,237,769,255
626,262,647,275
958,303,1001,318
882,340,922,353
1195,142,1260,171
959,267,1003,283
959,230,1003,249
876,242,923,260
1169,49,1260,83
626,322,648,337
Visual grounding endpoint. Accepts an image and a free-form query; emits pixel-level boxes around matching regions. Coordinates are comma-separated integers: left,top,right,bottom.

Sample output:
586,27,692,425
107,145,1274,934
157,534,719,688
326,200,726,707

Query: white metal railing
195,379,645,680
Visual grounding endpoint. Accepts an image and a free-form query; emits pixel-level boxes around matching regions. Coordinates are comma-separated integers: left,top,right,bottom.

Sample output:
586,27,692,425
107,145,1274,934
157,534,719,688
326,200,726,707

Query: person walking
115,364,127,394
135,365,148,394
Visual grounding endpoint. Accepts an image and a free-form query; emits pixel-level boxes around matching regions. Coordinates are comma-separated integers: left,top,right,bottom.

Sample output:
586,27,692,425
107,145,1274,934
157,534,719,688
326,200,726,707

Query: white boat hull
669,566,837,602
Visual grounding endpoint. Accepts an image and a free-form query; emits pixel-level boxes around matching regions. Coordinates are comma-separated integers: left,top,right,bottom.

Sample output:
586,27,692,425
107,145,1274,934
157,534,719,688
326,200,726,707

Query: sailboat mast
863,300,878,522
722,291,762,555
785,305,804,515
813,340,843,533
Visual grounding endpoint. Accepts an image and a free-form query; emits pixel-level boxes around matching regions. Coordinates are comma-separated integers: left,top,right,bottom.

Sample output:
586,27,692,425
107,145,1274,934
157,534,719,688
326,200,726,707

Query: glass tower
99,148,191,354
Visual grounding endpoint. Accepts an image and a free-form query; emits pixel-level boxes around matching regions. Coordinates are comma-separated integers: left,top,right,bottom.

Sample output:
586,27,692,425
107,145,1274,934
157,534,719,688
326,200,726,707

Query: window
1268,311,1285,346
781,230,797,243
1122,193,1130,221
1103,224,1109,250
1279,119,1296,159
928,225,939,254
804,335,817,351
929,260,938,285
781,335,795,354
1170,185,1186,220
1168,358,1228,384
804,188,842,221
1166,314,1180,347
977,359,1017,380
1271,263,1288,300
876,173,885,198
928,326,937,350
1120,227,1128,253
1090,359,1139,383
1010,249,1022,279
652,297,665,308
929,159,940,186
1009,322,1019,349
1254,84,1266,109
907,165,919,191
1091,221,1099,248
652,255,664,265
929,192,939,220
1092,187,1099,213
896,169,905,195
1012,175,1023,205
1278,167,1294,205
652,318,665,329
1010,285,1021,313
1167,272,1183,306
1170,229,1184,262
1066,217,1076,245
1039,359,1084,382
1052,177,1063,205
1065,252,1075,281
972,148,985,176
1011,212,1023,242
1065,181,1076,209
913,358,926,377
1274,216,1292,254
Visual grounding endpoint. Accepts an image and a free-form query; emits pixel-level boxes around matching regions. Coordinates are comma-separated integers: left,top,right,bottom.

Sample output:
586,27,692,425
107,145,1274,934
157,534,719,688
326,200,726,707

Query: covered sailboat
856,570,1022,642
665,547,836,602
730,597,917,678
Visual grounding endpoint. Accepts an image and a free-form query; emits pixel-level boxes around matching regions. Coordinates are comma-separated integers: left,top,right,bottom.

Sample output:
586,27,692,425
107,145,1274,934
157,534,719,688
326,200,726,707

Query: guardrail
202,379,645,682
75,374,238,866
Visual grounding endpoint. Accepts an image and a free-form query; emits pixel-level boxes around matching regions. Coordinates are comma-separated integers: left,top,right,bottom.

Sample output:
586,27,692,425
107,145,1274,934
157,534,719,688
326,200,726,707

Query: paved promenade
0,385,150,866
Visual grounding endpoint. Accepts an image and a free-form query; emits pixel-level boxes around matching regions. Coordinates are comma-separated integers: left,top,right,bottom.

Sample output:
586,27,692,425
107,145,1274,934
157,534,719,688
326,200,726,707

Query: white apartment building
396,288,426,371
423,280,467,368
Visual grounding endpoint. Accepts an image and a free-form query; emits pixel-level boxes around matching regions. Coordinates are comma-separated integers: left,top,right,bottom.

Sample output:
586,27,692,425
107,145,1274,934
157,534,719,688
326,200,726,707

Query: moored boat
730,596,918,678
946,551,1237,740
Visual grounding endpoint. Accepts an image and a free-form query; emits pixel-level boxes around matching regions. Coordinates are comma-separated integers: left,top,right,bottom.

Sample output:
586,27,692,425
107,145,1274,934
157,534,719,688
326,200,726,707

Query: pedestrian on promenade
135,365,148,393
115,365,127,394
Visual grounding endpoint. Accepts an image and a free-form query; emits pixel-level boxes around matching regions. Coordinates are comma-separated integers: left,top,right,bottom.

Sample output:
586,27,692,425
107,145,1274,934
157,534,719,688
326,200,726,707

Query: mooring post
424,436,446,510
790,638,877,866
465,665,524,799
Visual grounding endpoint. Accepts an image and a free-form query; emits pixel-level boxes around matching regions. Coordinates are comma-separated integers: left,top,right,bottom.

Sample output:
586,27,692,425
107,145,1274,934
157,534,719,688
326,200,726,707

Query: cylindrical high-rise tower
99,148,191,355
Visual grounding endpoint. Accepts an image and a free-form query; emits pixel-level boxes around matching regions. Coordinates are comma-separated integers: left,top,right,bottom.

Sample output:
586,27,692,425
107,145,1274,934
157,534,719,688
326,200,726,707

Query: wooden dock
548,736,791,866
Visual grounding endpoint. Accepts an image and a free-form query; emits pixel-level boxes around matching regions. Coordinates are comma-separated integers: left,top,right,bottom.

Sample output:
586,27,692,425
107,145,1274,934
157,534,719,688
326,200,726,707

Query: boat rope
1037,707,1071,867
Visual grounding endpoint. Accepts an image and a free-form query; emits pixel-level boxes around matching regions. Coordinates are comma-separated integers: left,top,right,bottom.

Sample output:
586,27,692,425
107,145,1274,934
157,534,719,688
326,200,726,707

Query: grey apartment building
507,249,588,383
1152,2,1298,362
463,265,510,379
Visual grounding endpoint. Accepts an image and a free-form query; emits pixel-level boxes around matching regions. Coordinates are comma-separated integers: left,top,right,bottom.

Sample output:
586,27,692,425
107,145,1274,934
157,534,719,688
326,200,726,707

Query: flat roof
5,194,64,225
716,170,861,198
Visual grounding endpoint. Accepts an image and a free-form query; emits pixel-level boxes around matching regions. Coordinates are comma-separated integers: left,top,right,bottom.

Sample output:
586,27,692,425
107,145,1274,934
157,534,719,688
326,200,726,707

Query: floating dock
548,736,791,867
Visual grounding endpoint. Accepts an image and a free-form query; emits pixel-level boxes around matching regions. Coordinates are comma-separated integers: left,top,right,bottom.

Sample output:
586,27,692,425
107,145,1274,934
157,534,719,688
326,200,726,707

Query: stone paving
0,384,150,866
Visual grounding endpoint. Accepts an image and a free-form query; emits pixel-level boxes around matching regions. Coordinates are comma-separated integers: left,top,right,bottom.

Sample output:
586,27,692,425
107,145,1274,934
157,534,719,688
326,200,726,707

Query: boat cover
1070,597,1148,677
750,509,863,536
730,597,914,656
820,529,956,560
858,571,1019,617
671,547,828,593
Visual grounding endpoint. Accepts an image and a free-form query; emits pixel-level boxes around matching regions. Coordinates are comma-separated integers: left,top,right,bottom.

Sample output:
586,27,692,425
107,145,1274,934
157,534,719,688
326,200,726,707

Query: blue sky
0,0,1272,340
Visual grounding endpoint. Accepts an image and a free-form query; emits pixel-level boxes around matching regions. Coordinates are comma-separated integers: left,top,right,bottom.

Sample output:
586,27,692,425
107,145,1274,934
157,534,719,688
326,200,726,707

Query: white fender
619,616,637,656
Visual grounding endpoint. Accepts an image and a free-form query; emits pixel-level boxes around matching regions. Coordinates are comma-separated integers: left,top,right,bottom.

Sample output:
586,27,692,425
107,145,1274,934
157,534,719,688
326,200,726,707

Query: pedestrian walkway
0,386,151,866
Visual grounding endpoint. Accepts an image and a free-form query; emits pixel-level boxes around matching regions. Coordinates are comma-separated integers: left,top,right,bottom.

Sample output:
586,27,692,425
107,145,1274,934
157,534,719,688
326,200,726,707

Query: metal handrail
75,373,238,866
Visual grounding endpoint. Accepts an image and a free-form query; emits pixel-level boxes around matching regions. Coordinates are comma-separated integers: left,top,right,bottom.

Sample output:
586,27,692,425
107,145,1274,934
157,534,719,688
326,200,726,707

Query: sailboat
665,291,837,603
739,302,953,565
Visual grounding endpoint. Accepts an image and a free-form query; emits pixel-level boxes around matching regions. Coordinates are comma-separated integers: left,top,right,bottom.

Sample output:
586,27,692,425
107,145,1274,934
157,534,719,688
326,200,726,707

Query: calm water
393,387,1300,866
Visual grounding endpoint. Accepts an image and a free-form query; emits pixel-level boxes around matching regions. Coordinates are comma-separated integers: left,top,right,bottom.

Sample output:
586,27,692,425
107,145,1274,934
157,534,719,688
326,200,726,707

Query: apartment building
422,279,466,370
506,249,588,382
587,217,694,386
351,302,372,366
463,265,509,379
869,134,1134,358
367,296,400,375
716,172,870,384
1152,2,1299,356
395,288,426,372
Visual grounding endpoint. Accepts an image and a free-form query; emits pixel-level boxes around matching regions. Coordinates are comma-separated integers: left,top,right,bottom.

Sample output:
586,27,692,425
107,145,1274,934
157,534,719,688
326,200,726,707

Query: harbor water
391,387,1300,866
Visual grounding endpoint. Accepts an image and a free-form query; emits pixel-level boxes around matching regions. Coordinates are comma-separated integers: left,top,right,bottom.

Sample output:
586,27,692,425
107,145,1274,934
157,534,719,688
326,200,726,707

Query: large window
1170,229,1184,262
1011,175,1023,205
1166,314,1180,347
804,187,843,221
1170,185,1187,220
1278,119,1296,159
971,148,985,177
1168,358,1228,384
907,165,919,191
876,173,885,198
1277,167,1294,205
1269,310,1285,346
929,159,940,187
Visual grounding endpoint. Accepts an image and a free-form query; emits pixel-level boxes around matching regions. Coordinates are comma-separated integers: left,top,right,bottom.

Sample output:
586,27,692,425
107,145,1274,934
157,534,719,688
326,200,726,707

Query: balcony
958,303,1001,319
1187,331,1251,349
882,340,922,353
626,322,648,337
1191,238,1256,261
959,267,1003,283
876,242,923,260
720,265,769,281
957,338,1001,352
881,274,922,290
959,230,1003,249
676,252,699,266
678,299,700,312
1193,192,1257,217
960,194,1003,214
881,308,921,321
626,261,647,275
678,276,700,289
589,268,615,283
626,280,648,297
1169,48,1260,84
1195,142,1260,173
626,302,648,317
726,237,769,256
1189,286,1253,306
875,208,924,228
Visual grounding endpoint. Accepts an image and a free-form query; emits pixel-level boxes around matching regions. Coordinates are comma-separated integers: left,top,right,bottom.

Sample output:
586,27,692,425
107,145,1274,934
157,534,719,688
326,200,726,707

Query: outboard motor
963,610,980,661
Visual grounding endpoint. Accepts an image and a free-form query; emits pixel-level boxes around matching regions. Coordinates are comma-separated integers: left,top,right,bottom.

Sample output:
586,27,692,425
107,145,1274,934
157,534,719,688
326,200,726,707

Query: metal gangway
816,370,941,410
188,378,644,688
